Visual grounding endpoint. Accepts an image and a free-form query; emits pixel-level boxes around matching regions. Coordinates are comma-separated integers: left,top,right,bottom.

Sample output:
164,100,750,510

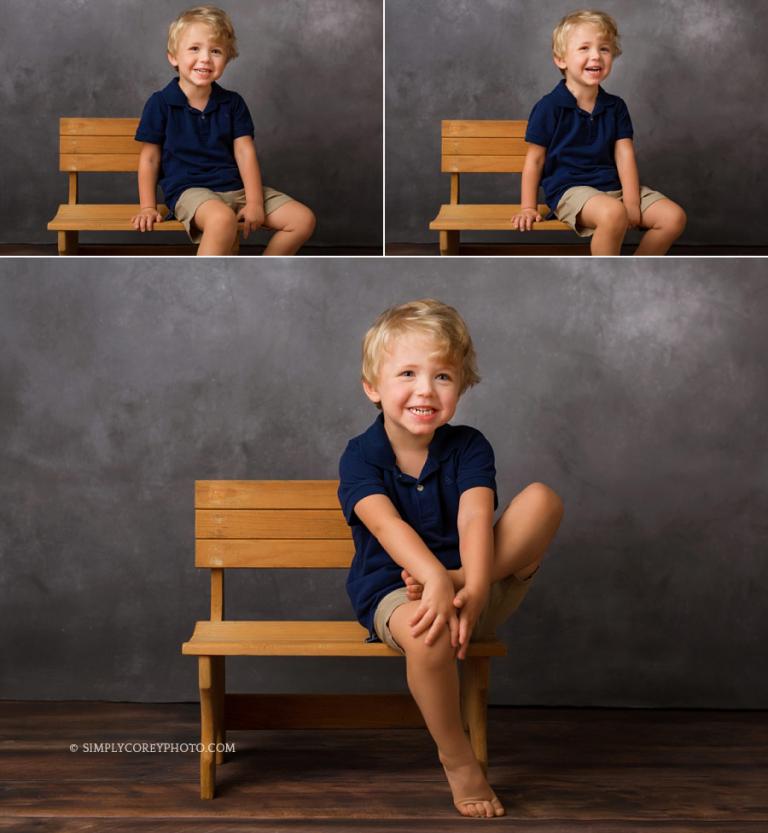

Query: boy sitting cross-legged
338,299,564,818
131,5,315,255
511,10,686,255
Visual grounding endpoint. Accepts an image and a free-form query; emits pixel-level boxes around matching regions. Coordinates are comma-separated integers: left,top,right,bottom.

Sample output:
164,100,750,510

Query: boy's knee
669,204,687,235
598,200,629,233
294,204,316,238
405,628,455,669
198,203,237,236
523,482,564,522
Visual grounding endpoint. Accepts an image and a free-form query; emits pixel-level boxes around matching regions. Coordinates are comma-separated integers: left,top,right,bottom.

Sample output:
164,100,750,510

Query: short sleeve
525,97,555,148
135,93,166,145
338,440,388,526
456,430,498,509
231,93,255,140
615,98,633,140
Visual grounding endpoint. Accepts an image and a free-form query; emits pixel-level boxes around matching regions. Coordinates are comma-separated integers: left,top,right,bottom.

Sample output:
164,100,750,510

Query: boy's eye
436,373,452,381
400,370,415,377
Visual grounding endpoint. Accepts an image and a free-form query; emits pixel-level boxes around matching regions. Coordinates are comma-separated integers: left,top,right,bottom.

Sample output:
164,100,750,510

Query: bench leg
212,656,226,765
439,230,459,256
198,656,216,799
461,656,490,773
57,231,78,256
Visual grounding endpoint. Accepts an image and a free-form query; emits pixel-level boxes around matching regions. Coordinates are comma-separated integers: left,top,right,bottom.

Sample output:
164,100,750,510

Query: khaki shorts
174,186,293,243
372,571,535,655
555,185,667,237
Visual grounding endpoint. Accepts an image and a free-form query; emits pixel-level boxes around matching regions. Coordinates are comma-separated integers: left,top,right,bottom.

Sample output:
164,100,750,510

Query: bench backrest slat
441,119,529,174
59,117,141,172
195,480,352,569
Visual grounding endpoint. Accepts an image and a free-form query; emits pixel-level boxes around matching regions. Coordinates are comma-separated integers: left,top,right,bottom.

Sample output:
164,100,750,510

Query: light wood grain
60,117,139,135
196,538,354,568
442,154,528,173
196,480,341,509
442,119,528,137
195,509,350,540
182,620,506,657
61,136,141,155
442,137,529,156
430,204,569,231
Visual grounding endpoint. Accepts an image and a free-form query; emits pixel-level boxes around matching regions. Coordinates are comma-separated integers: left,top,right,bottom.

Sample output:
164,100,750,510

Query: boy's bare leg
403,483,563,597
388,601,505,819
261,201,316,256
193,199,238,256
634,198,687,256
492,482,563,581
577,195,628,256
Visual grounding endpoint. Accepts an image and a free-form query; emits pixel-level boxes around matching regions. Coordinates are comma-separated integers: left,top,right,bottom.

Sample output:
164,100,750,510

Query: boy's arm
354,493,459,647
454,486,495,658
511,144,546,231
233,135,265,239
615,138,641,228
131,143,164,231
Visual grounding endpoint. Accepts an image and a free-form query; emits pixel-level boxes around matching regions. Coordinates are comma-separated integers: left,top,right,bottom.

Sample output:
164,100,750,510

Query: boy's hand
236,203,265,239
131,207,164,232
453,585,489,660
625,203,642,230
409,570,459,648
510,208,542,231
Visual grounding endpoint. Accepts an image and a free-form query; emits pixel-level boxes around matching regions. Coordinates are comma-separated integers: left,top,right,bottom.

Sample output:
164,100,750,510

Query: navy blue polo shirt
338,414,498,639
525,80,634,212
135,78,254,213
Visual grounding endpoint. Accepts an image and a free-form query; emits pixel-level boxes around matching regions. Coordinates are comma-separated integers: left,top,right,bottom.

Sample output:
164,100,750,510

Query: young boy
510,10,686,255
338,299,563,818
131,5,315,256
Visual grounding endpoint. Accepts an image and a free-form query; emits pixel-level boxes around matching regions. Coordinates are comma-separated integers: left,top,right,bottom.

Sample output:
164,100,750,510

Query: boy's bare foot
402,567,465,600
440,752,505,819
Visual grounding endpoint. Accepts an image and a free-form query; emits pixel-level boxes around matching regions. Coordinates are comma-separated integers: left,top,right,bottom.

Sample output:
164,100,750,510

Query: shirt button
416,484,425,492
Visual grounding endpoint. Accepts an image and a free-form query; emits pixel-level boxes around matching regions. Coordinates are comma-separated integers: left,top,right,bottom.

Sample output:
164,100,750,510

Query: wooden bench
182,479,506,799
47,118,243,255
429,120,571,255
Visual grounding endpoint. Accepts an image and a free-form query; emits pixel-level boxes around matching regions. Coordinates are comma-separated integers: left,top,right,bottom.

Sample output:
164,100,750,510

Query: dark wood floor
386,243,768,256
1,702,766,832
0,244,382,257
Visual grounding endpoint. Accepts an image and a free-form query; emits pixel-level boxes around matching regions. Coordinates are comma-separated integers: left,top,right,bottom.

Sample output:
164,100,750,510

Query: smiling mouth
409,407,435,415
586,66,602,74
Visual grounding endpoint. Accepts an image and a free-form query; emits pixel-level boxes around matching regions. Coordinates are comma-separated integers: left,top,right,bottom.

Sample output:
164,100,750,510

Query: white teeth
409,407,434,414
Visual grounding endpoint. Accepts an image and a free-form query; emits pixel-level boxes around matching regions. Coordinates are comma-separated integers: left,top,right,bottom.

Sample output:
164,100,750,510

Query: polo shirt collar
360,414,456,472
160,78,226,112
552,79,614,115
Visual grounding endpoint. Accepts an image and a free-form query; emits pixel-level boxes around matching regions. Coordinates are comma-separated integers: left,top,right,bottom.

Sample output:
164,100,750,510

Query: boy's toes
455,798,504,818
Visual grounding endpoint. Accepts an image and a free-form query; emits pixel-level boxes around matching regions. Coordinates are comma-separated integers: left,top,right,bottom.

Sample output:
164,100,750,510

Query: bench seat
183,619,506,657
430,203,569,232
48,203,183,232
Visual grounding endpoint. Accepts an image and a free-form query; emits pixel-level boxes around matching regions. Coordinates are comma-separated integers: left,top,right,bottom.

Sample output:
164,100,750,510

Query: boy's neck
564,77,599,112
383,419,432,479
177,77,212,111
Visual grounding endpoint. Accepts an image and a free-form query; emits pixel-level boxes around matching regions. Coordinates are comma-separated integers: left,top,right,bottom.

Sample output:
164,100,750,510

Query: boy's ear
553,52,567,71
167,51,179,68
362,379,381,406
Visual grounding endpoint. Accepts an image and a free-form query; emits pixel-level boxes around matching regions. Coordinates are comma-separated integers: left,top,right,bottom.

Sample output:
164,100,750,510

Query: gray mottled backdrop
386,0,768,248
3,0,382,247
1,258,766,707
